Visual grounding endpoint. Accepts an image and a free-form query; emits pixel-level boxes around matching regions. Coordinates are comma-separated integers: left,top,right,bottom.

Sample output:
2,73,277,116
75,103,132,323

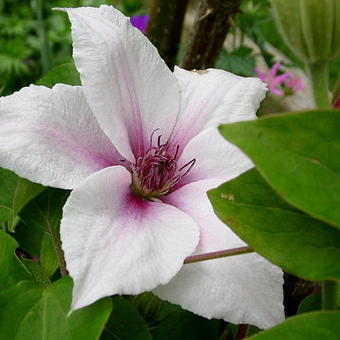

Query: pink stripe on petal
38,123,117,168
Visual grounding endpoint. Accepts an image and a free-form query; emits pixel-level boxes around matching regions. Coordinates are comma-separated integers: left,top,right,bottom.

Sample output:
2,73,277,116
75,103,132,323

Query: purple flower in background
256,61,289,96
284,73,305,92
130,14,149,33
256,62,304,96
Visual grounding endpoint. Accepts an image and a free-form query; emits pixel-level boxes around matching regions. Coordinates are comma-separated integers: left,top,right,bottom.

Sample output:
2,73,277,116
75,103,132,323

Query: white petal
177,127,253,187
170,67,267,149
0,84,120,189
155,180,284,329
61,166,199,310
66,6,180,161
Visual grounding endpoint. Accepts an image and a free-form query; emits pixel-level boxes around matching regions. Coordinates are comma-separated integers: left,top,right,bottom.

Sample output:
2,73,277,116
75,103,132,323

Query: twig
147,0,189,70
181,0,242,70
184,246,253,264
236,324,250,340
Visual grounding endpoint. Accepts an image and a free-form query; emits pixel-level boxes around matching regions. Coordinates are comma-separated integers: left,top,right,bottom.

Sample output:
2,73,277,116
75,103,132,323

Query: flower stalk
322,280,338,311
32,0,52,73
184,246,253,264
307,62,330,109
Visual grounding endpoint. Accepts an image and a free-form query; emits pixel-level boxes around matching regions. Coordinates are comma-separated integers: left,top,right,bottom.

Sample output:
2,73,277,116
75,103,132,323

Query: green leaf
219,110,340,229
40,233,59,277
0,167,44,230
248,311,340,339
128,292,164,324
102,296,152,340
0,231,32,288
0,277,112,340
22,258,50,287
15,188,69,277
298,294,322,314
36,63,80,88
208,169,340,280
216,47,256,77
152,310,220,340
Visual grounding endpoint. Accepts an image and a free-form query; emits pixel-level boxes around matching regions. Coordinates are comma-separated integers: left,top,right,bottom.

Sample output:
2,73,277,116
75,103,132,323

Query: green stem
307,62,330,109
184,246,253,264
43,207,68,277
48,227,68,277
309,60,336,312
33,0,52,73
322,280,338,310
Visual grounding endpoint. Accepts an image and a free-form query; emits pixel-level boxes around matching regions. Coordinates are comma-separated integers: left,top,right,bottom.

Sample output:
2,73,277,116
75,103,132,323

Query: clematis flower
256,61,289,96
130,14,149,33
0,6,284,329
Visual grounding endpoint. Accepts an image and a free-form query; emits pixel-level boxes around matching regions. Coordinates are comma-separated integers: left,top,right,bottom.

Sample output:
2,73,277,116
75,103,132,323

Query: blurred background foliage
0,0,146,95
0,0,339,99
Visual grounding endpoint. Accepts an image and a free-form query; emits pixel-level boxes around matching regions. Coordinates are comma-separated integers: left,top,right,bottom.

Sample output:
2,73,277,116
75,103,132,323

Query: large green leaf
15,188,69,277
248,311,340,339
0,231,32,288
152,310,220,340
101,296,152,340
0,277,112,340
36,63,80,88
219,110,340,229
208,169,340,280
297,294,322,315
0,167,44,230
128,292,165,324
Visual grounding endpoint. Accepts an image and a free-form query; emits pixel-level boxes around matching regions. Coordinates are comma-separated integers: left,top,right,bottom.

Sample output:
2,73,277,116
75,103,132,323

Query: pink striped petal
0,84,120,189
170,67,266,154
176,127,253,188
65,6,180,161
61,166,199,310
156,180,285,329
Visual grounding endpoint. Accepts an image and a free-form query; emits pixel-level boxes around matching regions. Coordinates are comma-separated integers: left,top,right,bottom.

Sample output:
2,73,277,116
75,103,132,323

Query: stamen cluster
129,135,195,200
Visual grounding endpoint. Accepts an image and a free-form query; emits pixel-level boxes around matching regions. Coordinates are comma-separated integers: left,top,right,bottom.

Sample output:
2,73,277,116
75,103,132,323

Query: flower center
128,133,195,201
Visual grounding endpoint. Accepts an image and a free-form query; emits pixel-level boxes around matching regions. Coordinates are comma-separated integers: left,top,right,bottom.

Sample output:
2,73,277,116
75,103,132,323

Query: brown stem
146,0,189,70
181,0,242,70
184,246,253,264
236,324,250,340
